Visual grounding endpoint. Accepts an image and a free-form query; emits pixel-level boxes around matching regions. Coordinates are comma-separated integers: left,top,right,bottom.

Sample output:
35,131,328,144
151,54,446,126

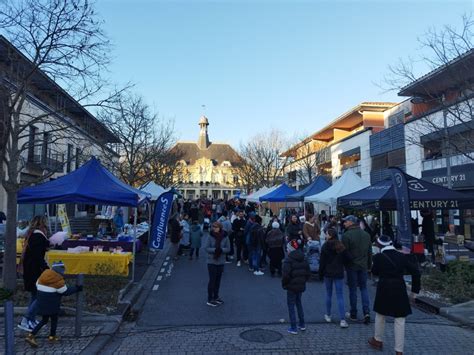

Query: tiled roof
172,142,242,166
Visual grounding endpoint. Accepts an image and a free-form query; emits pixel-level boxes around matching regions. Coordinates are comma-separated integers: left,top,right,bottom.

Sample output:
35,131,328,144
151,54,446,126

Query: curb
82,242,171,353
439,307,474,328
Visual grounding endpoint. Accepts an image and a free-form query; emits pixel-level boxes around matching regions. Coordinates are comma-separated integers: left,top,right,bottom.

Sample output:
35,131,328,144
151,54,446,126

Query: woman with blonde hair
18,215,50,332
204,221,230,307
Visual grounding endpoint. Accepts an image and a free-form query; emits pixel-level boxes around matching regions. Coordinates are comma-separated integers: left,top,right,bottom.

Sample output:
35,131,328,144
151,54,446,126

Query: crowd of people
167,197,422,355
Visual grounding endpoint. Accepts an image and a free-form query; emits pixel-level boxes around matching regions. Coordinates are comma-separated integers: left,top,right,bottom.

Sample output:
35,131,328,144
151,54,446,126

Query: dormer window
221,160,232,167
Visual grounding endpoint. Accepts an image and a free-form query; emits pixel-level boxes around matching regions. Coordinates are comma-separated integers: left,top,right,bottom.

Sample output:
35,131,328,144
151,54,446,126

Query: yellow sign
57,204,71,236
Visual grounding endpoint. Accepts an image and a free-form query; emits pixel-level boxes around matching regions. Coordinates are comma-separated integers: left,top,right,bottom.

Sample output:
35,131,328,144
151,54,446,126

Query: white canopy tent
245,185,278,203
304,170,369,208
140,181,167,201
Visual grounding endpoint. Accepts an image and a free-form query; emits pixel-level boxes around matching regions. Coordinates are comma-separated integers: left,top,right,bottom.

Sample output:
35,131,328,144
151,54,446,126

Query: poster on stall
57,204,71,237
389,167,412,251
150,191,175,250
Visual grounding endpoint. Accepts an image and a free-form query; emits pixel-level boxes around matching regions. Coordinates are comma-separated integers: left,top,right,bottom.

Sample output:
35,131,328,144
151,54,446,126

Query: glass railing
422,152,474,170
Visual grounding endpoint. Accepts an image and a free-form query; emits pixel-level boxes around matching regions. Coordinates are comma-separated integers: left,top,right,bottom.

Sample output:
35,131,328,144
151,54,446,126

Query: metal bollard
75,273,84,337
4,300,15,355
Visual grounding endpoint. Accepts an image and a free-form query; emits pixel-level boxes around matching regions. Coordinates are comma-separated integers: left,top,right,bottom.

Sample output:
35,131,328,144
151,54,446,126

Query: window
67,144,73,172
27,125,38,162
41,132,50,164
233,175,239,184
75,148,81,169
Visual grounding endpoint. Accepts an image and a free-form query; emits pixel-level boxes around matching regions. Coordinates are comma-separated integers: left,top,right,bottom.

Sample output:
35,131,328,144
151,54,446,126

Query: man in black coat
282,239,310,334
368,235,420,355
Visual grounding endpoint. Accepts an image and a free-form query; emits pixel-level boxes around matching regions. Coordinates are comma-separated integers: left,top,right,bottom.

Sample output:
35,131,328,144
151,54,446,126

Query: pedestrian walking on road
319,228,352,328
286,215,304,247
250,215,266,275
342,215,372,324
232,210,246,266
282,239,310,334
265,222,285,277
25,262,83,348
368,235,421,355
204,221,230,307
303,215,320,243
168,214,182,261
189,220,203,260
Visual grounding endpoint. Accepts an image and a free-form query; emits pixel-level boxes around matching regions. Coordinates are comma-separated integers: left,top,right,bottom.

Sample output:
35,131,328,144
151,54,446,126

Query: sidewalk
0,242,171,354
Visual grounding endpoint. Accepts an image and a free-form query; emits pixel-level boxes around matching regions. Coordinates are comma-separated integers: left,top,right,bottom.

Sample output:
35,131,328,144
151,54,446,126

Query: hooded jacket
35,269,79,315
281,249,310,293
22,229,50,292
319,239,352,279
266,229,285,249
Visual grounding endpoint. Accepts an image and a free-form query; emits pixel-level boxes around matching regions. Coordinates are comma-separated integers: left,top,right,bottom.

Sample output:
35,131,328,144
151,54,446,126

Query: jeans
32,314,58,336
207,264,224,302
346,268,370,317
374,312,406,353
287,291,305,329
324,277,345,320
251,248,261,271
26,290,38,321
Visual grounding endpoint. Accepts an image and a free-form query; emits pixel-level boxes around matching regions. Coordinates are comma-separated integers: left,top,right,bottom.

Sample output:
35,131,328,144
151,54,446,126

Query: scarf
212,230,224,260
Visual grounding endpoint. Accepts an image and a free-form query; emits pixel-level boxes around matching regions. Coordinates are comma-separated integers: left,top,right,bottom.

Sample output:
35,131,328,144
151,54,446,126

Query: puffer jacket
35,269,79,316
282,249,310,293
266,229,285,249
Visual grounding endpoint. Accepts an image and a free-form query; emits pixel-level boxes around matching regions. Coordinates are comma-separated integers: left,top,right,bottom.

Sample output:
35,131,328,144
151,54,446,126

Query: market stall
17,157,150,280
259,183,298,217
286,176,331,202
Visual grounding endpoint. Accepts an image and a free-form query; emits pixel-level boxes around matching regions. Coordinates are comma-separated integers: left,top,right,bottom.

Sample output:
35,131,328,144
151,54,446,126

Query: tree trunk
3,189,18,291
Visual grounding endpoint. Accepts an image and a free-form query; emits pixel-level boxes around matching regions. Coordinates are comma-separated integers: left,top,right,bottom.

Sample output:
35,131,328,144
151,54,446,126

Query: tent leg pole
380,210,383,236
132,208,137,282
147,201,152,265
46,205,52,234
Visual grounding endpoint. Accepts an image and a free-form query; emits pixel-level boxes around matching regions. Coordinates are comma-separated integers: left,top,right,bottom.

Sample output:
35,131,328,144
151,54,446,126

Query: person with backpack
265,221,285,277
282,239,310,334
250,215,266,275
319,228,352,328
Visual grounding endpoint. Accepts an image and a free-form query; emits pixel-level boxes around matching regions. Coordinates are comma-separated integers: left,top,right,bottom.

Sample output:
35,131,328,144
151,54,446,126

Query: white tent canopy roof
140,181,167,200
304,170,369,206
245,185,278,203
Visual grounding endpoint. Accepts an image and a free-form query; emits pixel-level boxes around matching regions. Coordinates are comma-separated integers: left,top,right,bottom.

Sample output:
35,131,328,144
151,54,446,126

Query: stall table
46,250,132,276
61,239,142,252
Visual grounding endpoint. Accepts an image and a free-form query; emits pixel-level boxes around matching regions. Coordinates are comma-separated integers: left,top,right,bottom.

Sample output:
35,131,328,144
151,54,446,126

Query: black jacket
282,249,310,293
319,240,352,280
372,247,421,318
286,222,303,241
23,230,50,292
168,218,181,244
250,224,266,249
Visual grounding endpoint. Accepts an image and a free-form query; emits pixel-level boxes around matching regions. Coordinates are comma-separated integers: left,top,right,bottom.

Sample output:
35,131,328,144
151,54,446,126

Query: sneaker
345,312,357,321
25,334,38,348
48,335,60,342
248,267,254,272
364,314,371,325
324,314,332,323
298,325,306,331
287,327,298,335
253,271,264,276
237,261,241,267
32,320,40,327
340,320,349,328
214,298,224,305
18,318,33,332
225,260,232,264
206,301,218,307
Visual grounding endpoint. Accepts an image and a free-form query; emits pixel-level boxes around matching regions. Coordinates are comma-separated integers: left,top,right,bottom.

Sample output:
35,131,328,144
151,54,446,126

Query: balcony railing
28,152,64,173
422,152,474,171
341,161,361,174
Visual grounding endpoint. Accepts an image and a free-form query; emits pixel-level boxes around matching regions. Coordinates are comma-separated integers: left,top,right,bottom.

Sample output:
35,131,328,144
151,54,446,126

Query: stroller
305,240,321,277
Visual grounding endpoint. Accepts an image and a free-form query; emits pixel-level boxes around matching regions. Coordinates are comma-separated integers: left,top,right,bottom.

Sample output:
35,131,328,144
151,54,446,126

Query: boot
25,333,38,348
368,337,383,351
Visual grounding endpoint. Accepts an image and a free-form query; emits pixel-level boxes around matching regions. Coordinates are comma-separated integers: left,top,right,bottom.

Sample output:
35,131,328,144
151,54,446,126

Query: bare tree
0,0,116,290
237,129,290,189
292,138,329,186
384,14,474,163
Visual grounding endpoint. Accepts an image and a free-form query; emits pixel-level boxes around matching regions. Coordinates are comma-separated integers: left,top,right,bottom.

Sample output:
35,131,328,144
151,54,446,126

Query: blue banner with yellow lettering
389,167,412,250
150,191,174,250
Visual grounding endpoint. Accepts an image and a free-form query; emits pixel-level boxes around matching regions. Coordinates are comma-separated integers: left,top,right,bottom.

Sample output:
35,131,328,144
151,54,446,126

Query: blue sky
96,0,473,147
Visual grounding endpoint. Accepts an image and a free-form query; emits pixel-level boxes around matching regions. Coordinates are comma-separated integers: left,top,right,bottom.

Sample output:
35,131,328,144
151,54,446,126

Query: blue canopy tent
337,173,474,210
18,157,149,206
259,183,297,202
286,176,331,202
18,157,151,280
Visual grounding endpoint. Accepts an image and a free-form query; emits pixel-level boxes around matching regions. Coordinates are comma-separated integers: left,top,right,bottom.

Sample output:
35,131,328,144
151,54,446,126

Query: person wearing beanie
368,235,421,355
25,261,82,348
282,239,310,334
265,221,285,277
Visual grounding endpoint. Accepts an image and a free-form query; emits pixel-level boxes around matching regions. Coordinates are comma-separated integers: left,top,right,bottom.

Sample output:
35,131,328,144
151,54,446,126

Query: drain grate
239,329,283,344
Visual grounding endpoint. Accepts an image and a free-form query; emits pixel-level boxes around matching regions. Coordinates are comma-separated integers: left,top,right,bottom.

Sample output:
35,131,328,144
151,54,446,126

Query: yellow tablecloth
46,251,132,276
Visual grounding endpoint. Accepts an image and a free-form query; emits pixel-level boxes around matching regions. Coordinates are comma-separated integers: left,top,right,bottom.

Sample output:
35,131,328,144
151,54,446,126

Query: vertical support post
147,201,153,265
132,208,138,282
4,300,14,355
379,210,383,236
443,103,454,227
75,273,84,337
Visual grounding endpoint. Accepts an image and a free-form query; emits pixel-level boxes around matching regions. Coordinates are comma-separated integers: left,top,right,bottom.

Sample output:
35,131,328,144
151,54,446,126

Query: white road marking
157,275,163,281
152,285,159,291
160,268,165,273
166,256,170,260
163,262,168,266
